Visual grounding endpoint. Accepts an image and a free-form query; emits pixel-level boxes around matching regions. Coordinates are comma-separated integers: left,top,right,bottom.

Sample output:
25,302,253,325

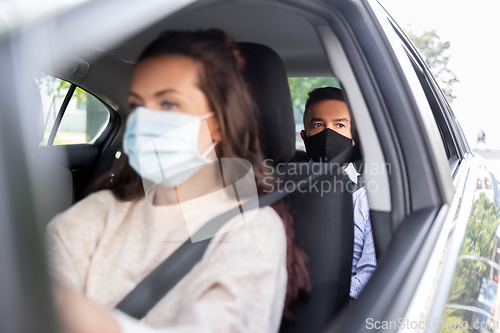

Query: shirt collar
344,162,360,184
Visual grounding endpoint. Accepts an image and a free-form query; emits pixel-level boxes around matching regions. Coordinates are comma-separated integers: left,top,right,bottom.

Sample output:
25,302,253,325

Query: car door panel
436,156,500,332
327,206,440,332
388,156,473,332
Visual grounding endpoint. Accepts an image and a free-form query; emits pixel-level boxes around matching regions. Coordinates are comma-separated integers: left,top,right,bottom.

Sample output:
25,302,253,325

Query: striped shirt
344,163,377,299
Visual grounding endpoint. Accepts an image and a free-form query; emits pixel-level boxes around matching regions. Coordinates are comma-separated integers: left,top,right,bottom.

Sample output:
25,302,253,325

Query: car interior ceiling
33,1,395,328
51,2,332,115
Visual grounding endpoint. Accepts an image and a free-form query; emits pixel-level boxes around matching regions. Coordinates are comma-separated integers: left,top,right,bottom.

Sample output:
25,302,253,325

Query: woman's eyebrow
128,91,143,101
154,89,181,98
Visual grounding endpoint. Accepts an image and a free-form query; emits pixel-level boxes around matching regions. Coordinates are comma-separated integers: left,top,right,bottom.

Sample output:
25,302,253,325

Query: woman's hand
54,283,121,333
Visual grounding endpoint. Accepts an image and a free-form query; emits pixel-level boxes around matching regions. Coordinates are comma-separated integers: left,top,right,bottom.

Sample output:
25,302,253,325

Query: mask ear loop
199,111,215,121
199,111,218,159
174,140,218,204
201,141,218,158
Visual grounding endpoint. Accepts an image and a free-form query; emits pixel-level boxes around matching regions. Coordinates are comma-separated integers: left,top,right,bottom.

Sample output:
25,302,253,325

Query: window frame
46,83,76,145
404,50,462,174
392,24,466,177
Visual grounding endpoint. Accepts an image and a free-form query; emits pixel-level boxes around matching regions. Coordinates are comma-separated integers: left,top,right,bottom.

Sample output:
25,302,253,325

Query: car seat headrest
238,43,296,164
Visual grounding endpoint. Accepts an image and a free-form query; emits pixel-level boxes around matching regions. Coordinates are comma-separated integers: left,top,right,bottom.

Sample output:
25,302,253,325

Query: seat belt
115,145,361,319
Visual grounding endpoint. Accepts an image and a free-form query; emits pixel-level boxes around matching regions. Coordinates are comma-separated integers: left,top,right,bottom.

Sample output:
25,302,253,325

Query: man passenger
300,87,377,299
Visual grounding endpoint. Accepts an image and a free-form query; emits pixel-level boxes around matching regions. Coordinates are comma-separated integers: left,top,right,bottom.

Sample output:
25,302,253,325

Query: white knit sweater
46,188,287,333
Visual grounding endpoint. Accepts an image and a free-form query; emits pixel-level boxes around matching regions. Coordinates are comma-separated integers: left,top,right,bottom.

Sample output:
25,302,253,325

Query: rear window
36,74,110,146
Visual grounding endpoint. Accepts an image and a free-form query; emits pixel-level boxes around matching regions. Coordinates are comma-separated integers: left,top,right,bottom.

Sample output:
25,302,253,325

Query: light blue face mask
123,107,217,189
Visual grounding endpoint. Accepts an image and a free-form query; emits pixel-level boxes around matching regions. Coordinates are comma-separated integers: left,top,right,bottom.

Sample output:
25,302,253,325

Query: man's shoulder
353,186,370,223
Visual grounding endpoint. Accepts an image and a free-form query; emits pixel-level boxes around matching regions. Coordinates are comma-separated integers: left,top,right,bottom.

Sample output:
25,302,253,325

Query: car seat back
238,43,354,332
278,163,354,333
239,43,296,164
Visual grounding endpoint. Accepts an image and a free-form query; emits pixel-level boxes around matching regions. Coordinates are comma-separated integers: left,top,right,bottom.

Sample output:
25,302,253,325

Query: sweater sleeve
45,191,112,292
115,207,287,333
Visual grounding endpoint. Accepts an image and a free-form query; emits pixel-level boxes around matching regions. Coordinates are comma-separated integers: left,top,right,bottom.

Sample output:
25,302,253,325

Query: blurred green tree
405,27,459,102
36,74,87,102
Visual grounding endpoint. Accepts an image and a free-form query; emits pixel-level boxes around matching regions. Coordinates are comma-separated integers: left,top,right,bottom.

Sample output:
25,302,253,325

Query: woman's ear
207,116,223,142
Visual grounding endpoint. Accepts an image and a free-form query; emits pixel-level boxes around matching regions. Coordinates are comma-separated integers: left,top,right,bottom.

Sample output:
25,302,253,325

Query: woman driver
46,29,309,333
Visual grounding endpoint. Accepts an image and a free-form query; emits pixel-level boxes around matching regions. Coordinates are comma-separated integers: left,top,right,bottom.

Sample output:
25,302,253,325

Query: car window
288,77,341,150
36,74,110,145
400,39,462,175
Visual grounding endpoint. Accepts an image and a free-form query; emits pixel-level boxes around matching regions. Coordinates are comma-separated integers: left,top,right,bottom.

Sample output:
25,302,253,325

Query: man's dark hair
303,87,344,131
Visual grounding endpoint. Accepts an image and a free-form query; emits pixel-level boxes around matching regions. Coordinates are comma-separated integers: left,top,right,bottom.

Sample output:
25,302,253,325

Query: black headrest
238,43,296,164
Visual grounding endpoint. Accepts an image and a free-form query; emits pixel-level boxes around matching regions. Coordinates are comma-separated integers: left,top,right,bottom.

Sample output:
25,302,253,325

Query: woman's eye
313,123,323,128
336,123,345,128
161,101,177,110
129,103,140,111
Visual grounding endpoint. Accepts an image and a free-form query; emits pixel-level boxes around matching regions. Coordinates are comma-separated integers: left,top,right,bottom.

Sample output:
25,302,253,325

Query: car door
387,15,500,333
301,0,459,331
323,1,499,332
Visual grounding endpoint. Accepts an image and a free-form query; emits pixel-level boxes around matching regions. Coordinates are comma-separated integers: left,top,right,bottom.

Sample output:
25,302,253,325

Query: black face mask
304,128,353,162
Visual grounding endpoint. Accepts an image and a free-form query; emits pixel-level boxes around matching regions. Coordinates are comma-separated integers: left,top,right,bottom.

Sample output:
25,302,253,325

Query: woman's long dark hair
93,29,309,321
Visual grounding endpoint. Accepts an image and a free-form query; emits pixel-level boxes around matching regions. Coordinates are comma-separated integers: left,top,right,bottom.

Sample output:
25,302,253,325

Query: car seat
238,43,354,333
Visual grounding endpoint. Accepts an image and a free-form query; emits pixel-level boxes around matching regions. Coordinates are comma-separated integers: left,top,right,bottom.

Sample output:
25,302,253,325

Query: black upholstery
237,43,354,332
238,43,296,164
79,144,122,200
292,150,311,162
278,164,354,333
